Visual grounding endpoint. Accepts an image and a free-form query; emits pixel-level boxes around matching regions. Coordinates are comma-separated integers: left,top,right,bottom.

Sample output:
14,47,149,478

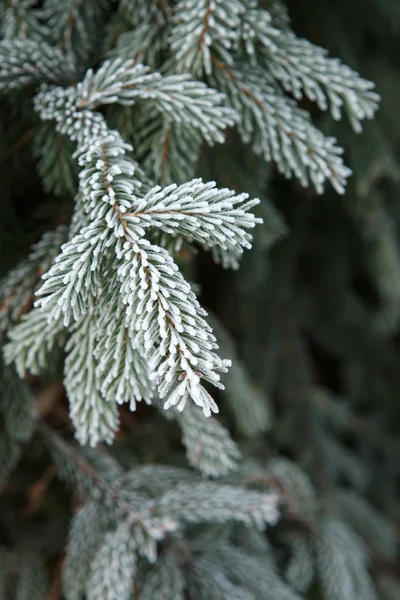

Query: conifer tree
0,0,399,598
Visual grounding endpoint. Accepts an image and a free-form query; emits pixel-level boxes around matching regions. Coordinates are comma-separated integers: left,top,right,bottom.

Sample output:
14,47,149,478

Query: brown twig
44,552,65,600
22,464,57,517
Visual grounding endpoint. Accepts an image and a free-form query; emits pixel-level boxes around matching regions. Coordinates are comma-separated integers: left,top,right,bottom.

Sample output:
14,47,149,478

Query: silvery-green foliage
209,313,271,436
1,0,381,449
35,223,111,326
232,522,274,556
334,489,397,559
39,0,111,67
241,6,379,132
41,424,123,501
48,427,279,535
0,225,67,336
175,402,240,477
75,129,147,223
266,457,317,522
19,59,257,436
132,109,202,185
0,39,75,90
86,522,137,600
120,465,198,498
0,363,33,442
155,481,279,528
7,162,261,442
170,0,245,76
112,228,228,418
315,518,377,600
192,542,302,600
35,58,235,145
109,0,170,69
166,0,378,193
94,292,153,411
52,446,174,566
0,0,380,196
33,122,79,196
262,0,290,29
64,311,120,446
139,551,185,600
211,65,351,194
186,555,255,600
34,85,111,144
137,474,280,534
0,3,390,599
0,0,42,40
107,26,168,70
119,0,165,26
4,304,66,377
49,429,280,597
283,534,314,594
122,178,261,251
63,501,116,600
22,120,260,437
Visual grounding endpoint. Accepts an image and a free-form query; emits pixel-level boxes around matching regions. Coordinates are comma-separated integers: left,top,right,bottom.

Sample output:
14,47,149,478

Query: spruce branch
242,7,379,131
283,534,315,594
139,550,185,600
211,59,352,193
0,0,43,40
39,0,111,64
192,542,303,600
86,522,137,600
0,39,75,90
315,518,377,600
120,465,198,498
4,304,66,377
187,557,255,600
42,423,280,579
123,178,261,251
120,0,168,25
0,225,68,335
63,500,114,600
174,402,240,476
117,237,230,416
108,23,168,69
37,58,236,145
156,481,279,529
132,109,202,184
33,122,79,196
41,423,280,532
0,2,394,599
31,127,261,420
34,221,110,326
94,292,153,411
64,311,120,446
170,0,245,76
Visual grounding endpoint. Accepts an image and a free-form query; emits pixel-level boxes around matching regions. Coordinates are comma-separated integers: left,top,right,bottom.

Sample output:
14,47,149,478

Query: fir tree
0,0,399,598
